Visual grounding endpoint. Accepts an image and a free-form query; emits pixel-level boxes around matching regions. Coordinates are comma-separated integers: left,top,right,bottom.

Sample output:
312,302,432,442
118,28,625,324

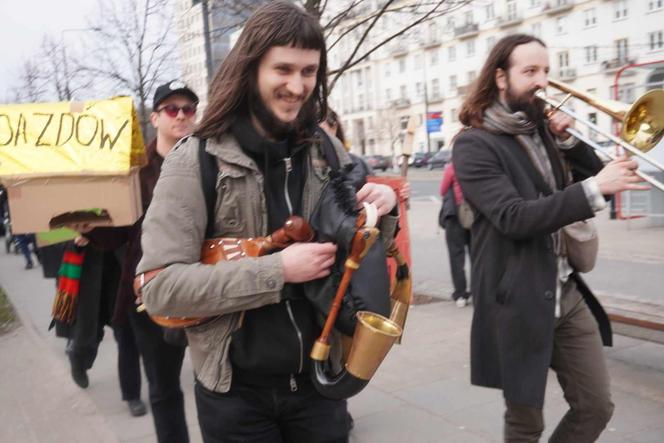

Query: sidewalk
1,208,664,441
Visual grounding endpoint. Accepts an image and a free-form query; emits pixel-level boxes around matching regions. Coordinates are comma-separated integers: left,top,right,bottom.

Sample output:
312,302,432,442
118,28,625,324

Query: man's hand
281,242,337,283
547,110,574,140
74,236,89,247
65,222,94,234
595,156,650,194
356,183,397,217
399,182,411,201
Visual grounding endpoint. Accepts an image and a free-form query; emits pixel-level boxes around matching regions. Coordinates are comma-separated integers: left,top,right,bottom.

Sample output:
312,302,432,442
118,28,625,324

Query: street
1,167,664,442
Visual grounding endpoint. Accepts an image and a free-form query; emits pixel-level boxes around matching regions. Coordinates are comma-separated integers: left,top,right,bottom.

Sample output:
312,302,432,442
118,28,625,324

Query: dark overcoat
453,126,612,408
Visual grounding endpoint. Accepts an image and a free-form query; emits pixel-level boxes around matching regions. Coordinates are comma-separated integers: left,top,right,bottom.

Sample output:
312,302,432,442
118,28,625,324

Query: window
486,36,496,53
485,4,495,20
649,31,664,50
432,78,440,97
466,39,476,57
584,46,598,63
530,0,541,7
414,54,422,70
400,85,407,99
447,16,455,29
507,0,518,21
531,22,542,37
448,45,457,62
616,38,629,62
467,70,477,83
649,0,663,11
614,0,628,19
416,82,423,97
399,58,406,73
384,62,391,78
451,108,458,123
464,11,474,25
616,83,635,102
556,16,566,34
558,51,569,68
430,50,439,66
429,23,439,42
386,88,392,101
450,75,457,90
584,8,597,27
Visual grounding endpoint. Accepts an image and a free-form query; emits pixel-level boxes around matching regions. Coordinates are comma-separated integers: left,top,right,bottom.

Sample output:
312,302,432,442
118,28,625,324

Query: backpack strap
198,138,219,239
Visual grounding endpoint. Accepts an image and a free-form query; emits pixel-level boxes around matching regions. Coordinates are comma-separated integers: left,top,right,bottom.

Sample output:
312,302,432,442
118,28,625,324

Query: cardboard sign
0,96,146,177
4,168,143,234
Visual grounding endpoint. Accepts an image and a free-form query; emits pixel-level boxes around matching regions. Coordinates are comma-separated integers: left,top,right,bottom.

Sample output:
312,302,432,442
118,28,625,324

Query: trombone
535,79,664,192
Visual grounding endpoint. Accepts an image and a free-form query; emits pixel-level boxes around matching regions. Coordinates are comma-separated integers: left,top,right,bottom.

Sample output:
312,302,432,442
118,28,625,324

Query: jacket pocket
496,250,518,305
215,172,247,235
186,314,236,353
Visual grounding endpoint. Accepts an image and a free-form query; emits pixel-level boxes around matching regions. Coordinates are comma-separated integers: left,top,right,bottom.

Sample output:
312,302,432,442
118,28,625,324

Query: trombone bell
622,89,664,153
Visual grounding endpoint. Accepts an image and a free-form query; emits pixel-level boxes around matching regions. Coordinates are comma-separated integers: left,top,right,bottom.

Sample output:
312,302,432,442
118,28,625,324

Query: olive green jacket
137,133,398,392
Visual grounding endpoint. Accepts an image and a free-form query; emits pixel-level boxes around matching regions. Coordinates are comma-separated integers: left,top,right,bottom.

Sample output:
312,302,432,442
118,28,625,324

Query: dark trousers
125,310,189,443
15,234,36,266
113,321,142,401
504,281,614,442
444,217,471,299
195,378,349,443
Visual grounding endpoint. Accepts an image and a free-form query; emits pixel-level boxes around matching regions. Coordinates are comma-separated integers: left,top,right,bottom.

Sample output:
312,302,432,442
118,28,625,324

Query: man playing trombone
453,34,649,442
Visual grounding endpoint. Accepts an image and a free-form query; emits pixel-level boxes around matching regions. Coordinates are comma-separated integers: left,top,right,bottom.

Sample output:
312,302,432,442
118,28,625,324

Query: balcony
457,85,470,96
558,67,577,81
543,1,574,15
392,98,411,109
454,23,479,40
390,42,408,56
497,14,523,29
428,93,444,103
601,57,637,73
421,36,442,49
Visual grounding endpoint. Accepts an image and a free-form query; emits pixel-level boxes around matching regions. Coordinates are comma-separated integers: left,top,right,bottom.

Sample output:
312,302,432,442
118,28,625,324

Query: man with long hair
453,34,648,442
136,2,397,442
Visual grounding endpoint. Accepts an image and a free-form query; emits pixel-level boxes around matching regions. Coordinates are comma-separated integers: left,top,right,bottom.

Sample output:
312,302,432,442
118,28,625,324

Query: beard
505,85,546,123
248,89,319,141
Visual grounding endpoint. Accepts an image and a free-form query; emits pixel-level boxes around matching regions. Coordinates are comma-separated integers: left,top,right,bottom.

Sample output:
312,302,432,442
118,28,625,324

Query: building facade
328,0,664,159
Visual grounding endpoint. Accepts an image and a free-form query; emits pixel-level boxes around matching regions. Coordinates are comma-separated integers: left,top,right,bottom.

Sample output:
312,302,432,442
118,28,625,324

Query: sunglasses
157,104,197,118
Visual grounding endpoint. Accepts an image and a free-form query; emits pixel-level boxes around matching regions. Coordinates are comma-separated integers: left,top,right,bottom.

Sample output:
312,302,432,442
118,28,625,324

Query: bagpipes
134,165,412,400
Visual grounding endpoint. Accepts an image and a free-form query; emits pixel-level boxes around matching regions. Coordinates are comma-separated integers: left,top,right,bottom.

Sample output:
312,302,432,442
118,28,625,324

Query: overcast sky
0,0,97,102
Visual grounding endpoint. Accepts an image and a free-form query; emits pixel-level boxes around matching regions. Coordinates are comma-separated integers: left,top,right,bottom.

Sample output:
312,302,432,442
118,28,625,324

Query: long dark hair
325,109,346,146
459,34,546,128
195,0,328,141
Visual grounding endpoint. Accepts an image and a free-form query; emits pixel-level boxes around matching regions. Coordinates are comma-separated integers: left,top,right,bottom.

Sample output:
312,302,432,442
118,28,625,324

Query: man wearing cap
72,80,198,442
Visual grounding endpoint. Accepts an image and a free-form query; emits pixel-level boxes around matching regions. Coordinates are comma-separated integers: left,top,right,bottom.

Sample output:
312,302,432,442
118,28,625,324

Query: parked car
426,149,452,170
411,152,432,168
364,155,392,172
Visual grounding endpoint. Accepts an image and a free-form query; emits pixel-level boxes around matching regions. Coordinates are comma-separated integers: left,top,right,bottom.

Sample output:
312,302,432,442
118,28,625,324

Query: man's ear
495,68,507,91
150,112,159,129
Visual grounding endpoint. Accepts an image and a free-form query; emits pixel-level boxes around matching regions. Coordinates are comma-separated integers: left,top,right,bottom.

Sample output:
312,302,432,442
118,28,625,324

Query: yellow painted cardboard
0,96,146,177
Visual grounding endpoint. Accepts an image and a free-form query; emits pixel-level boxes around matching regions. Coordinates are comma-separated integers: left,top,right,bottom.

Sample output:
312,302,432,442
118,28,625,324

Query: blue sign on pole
427,111,443,133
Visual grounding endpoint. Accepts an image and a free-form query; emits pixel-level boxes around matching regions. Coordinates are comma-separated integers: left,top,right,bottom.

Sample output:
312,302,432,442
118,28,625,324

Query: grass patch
0,287,17,334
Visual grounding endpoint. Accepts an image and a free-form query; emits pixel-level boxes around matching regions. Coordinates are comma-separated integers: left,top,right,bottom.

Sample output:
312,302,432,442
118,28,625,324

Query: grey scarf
483,101,557,191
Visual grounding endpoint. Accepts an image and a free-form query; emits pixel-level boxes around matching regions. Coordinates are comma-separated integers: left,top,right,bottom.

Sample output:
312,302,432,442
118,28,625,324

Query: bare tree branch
79,0,177,136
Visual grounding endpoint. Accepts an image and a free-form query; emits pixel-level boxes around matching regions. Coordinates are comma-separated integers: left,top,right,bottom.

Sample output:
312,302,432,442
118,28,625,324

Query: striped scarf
51,246,86,324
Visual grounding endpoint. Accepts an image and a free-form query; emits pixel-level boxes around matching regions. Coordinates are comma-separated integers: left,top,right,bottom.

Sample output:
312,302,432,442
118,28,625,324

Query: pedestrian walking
453,34,649,442
439,162,471,307
135,2,399,441
69,80,200,441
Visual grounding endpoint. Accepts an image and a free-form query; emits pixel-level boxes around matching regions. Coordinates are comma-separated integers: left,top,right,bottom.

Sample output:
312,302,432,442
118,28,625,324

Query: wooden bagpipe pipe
134,171,412,400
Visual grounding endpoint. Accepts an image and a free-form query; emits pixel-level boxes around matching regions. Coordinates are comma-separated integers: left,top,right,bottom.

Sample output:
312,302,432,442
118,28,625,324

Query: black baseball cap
153,80,199,110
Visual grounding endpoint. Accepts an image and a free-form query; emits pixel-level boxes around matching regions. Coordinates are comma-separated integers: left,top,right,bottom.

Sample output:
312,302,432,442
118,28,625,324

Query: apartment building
328,0,664,159
175,0,265,110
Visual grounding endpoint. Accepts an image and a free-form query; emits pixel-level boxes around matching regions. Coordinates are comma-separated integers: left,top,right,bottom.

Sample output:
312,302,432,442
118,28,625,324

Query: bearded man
453,34,648,442
135,2,398,442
